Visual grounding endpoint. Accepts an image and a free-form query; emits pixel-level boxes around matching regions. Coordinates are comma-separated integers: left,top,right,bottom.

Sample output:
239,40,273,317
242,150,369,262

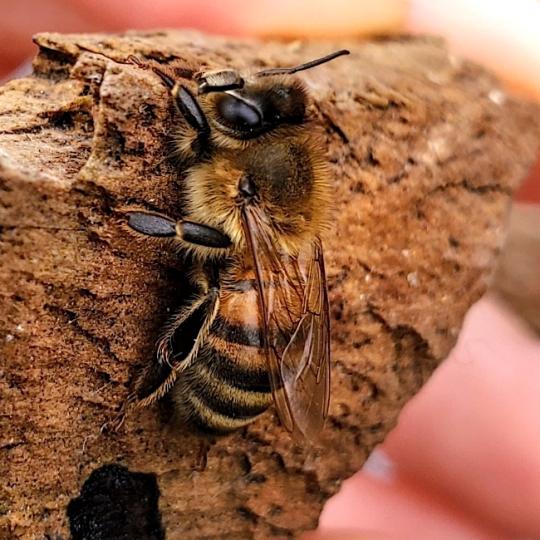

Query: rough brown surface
1,30,539,539
494,203,540,333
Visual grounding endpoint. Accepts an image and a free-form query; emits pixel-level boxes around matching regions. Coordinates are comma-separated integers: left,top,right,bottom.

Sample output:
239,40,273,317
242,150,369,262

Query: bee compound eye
216,94,262,130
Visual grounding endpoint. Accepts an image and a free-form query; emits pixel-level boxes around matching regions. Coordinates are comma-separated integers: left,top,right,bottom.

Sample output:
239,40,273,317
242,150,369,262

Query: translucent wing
242,205,331,440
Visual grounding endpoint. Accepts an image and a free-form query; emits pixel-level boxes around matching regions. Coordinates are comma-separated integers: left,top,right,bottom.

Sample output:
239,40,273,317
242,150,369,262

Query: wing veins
241,206,331,439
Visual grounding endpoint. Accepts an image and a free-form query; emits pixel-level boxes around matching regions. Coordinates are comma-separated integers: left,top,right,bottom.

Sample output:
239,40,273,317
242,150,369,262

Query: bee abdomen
209,313,262,348
174,343,272,435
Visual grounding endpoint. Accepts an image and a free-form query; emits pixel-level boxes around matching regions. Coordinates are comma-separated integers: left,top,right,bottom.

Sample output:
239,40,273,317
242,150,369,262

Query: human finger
406,0,540,101
319,465,504,540
304,531,390,540
0,0,103,77
73,0,407,39
515,156,540,202
381,296,540,537
0,0,404,79
5,1,540,103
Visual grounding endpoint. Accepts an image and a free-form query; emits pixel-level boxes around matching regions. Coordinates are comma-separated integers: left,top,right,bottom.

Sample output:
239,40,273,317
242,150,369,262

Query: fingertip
515,154,540,203
320,469,501,539
236,0,407,38
382,296,540,535
406,0,540,101
303,532,391,540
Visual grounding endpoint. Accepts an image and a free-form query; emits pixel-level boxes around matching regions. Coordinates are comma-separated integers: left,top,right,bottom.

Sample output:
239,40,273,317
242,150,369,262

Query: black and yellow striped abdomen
171,283,274,434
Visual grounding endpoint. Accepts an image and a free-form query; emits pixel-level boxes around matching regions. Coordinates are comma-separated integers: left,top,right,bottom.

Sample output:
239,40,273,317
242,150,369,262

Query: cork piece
1,30,539,539
494,203,540,333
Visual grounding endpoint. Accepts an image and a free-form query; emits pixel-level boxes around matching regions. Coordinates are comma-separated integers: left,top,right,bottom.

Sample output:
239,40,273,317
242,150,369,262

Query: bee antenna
255,49,350,77
77,45,179,89
77,44,140,67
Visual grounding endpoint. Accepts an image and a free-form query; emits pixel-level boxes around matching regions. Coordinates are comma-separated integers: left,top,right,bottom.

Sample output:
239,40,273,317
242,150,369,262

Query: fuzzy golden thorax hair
181,132,332,259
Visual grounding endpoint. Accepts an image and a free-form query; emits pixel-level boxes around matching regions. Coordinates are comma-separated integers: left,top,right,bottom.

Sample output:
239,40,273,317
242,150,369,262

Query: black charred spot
352,181,366,193
238,453,252,474
269,504,283,516
67,464,164,540
366,147,380,166
138,102,157,127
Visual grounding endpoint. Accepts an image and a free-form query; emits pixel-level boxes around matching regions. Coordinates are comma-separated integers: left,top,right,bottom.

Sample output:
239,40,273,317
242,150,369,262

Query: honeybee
92,47,349,439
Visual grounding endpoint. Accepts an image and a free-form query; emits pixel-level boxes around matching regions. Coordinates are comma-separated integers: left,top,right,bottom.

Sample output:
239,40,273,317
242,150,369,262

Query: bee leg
127,211,231,249
169,84,211,159
126,211,177,237
100,402,129,433
171,85,210,136
131,287,219,408
125,58,209,140
124,56,194,85
193,438,211,472
131,61,209,156
140,66,210,158
128,60,210,144
99,384,141,434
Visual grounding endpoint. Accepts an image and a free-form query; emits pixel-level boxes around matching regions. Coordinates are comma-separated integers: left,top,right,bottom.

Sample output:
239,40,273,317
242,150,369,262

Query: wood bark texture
494,203,540,333
1,30,539,540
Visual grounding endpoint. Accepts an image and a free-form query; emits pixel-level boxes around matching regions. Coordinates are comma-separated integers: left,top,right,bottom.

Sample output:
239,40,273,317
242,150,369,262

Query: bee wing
242,206,331,440
281,237,331,439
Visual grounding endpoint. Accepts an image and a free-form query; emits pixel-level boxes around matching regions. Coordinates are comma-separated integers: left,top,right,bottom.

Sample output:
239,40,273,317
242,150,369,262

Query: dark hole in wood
67,463,165,540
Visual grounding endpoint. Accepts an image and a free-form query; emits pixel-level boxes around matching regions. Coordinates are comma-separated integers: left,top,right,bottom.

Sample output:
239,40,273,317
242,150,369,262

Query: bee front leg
142,65,210,158
124,58,210,151
127,211,231,249
170,84,210,159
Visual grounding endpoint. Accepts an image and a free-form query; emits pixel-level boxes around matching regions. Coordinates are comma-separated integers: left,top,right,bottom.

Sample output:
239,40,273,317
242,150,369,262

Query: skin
1,1,539,538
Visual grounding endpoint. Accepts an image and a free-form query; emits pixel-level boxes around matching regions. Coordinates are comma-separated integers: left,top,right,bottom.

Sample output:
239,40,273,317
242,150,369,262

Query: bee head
200,49,350,141
180,50,348,252
209,79,308,139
